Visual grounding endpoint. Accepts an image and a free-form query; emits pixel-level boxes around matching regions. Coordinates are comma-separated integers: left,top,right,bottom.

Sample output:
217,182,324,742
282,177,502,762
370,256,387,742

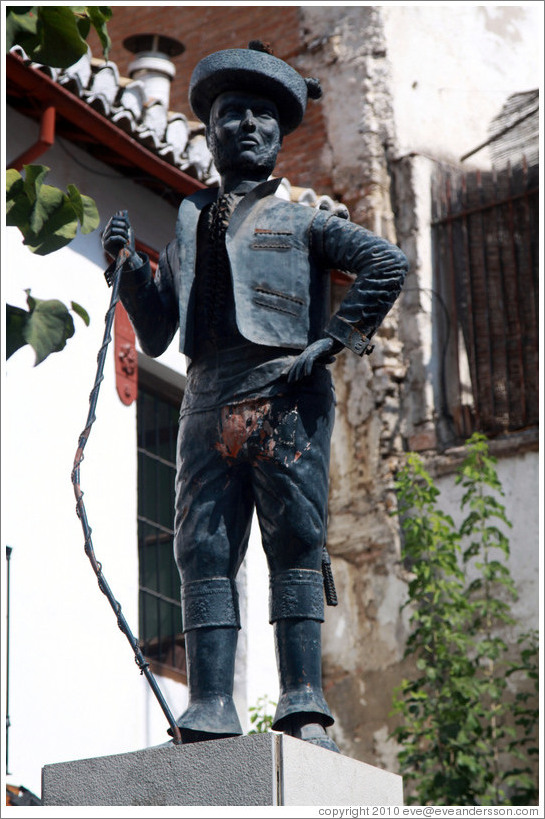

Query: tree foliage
6,5,111,66
7,164,99,255
6,6,112,365
392,433,538,805
7,289,90,366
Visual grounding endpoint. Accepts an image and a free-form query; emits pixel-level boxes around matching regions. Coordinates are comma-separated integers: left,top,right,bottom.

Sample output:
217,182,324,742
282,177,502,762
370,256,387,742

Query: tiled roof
487,90,539,169
9,44,347,216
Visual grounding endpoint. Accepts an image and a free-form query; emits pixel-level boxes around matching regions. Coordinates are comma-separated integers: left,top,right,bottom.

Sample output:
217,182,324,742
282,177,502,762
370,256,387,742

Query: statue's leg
177,583,242,742
172,407,254,742
269,572,340,753
250,387,340,752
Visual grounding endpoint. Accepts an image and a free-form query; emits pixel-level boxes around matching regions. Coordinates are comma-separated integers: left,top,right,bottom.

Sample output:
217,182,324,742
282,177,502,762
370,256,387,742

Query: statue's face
207,90,282,180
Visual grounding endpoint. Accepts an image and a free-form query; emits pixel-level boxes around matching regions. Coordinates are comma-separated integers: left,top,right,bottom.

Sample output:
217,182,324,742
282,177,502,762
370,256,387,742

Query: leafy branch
392,433,538,805
6,164,98,364
248,695,277,734
6,6,112,365
7,164,99,256
6,5,112,66
7,289,90,366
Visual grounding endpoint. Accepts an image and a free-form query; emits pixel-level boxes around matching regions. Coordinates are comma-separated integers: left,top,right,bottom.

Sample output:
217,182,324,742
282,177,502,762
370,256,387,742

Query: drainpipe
123,33,185,108
8,105,56,171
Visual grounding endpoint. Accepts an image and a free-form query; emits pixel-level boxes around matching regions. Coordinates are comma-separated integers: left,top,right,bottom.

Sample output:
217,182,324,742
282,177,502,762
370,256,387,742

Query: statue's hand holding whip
102,210,141,285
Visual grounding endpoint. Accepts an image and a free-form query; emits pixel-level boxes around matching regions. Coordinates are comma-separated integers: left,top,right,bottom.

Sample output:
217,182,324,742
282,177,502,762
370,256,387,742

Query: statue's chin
212,146,279,182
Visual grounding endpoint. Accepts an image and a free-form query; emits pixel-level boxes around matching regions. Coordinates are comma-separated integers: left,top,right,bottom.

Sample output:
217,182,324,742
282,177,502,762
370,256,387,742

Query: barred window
137,369,186,681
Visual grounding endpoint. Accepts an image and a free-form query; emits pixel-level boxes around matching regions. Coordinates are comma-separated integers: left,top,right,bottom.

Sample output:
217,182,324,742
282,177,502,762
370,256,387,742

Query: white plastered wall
382,4,543,166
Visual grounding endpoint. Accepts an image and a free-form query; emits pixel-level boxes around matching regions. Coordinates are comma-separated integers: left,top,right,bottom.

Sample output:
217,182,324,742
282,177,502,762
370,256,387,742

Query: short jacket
117,178,408,361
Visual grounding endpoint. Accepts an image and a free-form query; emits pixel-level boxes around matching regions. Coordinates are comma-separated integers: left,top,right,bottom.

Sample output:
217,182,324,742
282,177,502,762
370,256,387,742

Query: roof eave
6,52,205,198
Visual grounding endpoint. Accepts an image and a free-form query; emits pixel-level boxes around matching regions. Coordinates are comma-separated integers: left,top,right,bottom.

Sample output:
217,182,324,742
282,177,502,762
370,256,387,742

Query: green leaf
73,7,91,42
23,290,75,365
66,184,99,233
71,301,90,326
29,183,65,236
6,167,23,194
6,6,39,53
6,294,89,364
7,6,112,68
85,5,112,59
7,166,99,254
25,199,79,255
6,304,29,359
32,6,89,68
6,169,32,229
22,163,50,205
65,183,84,223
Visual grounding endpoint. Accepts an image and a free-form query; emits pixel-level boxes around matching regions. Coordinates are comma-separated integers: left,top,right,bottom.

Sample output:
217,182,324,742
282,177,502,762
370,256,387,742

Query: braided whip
71,241,182,745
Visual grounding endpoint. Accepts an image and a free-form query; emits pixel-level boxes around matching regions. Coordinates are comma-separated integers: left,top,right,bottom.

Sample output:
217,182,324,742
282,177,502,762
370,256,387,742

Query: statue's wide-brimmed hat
189,41,322,135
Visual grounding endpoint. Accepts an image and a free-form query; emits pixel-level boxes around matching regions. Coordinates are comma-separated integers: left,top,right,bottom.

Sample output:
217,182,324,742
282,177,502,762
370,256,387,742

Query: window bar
155,530,162,663
151,395,161,665
141,572,148,657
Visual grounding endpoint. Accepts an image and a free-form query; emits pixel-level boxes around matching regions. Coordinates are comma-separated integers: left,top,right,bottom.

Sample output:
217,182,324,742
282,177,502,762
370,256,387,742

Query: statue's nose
241,111,257,131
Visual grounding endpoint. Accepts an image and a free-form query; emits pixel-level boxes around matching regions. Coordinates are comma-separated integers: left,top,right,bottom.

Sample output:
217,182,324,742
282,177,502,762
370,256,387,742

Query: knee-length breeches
173,386,335,626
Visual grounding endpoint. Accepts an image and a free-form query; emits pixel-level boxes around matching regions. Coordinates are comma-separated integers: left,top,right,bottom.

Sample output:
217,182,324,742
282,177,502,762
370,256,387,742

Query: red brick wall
87,4,333,194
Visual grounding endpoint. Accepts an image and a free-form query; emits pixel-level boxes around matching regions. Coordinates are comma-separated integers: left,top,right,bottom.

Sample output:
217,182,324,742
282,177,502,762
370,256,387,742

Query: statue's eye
256,106,276,119
219,105,241,119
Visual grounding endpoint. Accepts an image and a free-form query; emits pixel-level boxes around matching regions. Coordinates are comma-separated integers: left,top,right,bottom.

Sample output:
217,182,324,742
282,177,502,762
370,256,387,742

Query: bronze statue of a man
103,42,408,753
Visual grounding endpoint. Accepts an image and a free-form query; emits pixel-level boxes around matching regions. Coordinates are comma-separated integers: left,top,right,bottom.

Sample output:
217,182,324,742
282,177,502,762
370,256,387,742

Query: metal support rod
71,245,182,744
6,546,12,775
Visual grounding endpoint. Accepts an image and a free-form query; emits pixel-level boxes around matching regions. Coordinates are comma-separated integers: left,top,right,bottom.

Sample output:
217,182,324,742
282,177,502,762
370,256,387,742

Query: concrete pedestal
42,733,403,806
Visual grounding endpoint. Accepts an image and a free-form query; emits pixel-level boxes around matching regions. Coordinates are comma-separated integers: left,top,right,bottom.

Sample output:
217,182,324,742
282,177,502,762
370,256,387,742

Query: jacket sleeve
115,241,180,358
311,210,409,356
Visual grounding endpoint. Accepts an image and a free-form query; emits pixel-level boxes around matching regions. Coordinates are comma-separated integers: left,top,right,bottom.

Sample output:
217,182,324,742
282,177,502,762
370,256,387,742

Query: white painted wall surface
4,106,280,794
382,4,543,166
434,451,540,634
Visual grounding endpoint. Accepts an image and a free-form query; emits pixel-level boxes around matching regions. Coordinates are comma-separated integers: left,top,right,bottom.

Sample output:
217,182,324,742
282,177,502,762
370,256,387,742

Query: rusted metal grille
431,161,539,440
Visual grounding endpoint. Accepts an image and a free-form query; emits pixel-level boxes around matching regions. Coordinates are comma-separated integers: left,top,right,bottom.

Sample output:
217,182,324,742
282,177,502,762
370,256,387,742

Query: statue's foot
168,695,243,743
282,716,341,754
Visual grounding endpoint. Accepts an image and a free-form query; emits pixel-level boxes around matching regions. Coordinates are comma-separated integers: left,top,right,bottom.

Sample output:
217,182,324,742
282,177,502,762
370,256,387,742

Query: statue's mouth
239,137,259,148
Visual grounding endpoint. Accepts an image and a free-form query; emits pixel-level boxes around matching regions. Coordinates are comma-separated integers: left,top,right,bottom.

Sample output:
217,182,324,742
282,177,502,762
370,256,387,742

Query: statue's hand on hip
287,337,337,382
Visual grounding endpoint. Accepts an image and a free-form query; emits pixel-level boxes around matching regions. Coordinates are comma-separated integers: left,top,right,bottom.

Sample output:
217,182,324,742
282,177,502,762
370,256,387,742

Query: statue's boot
269,569,340,754
170,577,243,743
173,626,243,743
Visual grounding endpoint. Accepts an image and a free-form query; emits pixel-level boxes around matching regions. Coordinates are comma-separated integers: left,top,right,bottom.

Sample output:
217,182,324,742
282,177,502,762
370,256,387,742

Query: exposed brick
407,429,438,452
